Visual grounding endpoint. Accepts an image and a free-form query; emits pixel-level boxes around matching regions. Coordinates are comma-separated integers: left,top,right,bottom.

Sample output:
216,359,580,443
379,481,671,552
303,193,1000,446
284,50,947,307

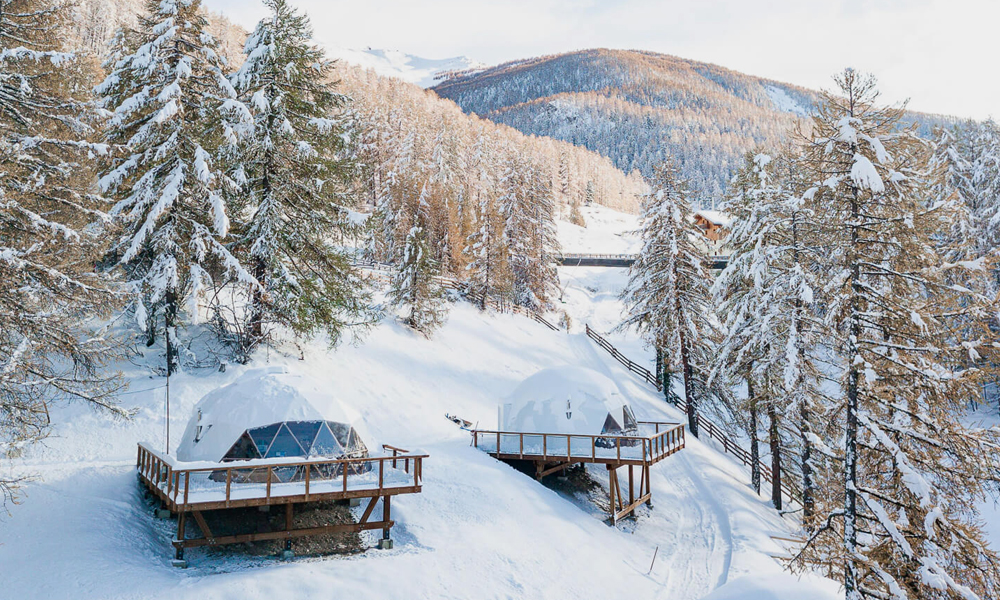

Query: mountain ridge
433,48,955,200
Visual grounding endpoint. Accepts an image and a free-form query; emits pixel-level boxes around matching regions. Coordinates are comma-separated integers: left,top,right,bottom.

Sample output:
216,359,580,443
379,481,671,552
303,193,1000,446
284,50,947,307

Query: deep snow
1,203,854,600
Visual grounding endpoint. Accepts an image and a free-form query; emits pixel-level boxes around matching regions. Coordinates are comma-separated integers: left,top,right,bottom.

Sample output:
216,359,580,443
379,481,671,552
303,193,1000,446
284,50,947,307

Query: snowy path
566,331,735,599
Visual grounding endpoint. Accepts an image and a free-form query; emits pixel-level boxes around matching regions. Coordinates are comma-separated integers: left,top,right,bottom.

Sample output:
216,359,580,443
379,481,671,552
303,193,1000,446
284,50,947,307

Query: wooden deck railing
471,421,684,465
585,324,661,390
136,442,427,510
582,324,801,503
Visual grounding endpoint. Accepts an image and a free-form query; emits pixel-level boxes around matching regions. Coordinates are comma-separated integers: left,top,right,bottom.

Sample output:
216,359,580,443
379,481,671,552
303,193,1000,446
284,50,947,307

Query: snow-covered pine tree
927,125,975,263
622,159,715,437
966,120,1000,269
465,138,505,310
96,0,256,374
1,0,127,506
712,149,824,512
792,69,1000,600
228,0,371,352
499,157,560,309
388,188,447,334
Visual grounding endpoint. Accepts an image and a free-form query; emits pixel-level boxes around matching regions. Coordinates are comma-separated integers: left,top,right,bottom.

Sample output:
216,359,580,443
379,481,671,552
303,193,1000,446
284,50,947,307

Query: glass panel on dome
328,421,353,447
272,466,299,483
345,428,368,455
247,423,281,454
285,421,323,450
264,423,304,458
623,406,638,431
310,423,344,456
223,431,262,461
602,413,623,435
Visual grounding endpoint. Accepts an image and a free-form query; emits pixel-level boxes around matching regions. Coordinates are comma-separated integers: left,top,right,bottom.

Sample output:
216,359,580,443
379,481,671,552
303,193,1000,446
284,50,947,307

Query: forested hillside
433,49,954,201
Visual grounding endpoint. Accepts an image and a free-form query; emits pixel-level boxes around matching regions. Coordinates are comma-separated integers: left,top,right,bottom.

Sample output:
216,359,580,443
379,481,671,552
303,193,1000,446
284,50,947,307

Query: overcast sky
204,0,998,120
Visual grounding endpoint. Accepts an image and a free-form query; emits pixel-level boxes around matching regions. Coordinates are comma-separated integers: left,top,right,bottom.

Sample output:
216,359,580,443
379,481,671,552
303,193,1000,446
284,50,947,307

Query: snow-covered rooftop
694,210,732,227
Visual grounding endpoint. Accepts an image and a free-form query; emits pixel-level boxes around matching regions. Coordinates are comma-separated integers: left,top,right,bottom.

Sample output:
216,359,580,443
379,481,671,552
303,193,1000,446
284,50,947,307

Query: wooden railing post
303,465,309,501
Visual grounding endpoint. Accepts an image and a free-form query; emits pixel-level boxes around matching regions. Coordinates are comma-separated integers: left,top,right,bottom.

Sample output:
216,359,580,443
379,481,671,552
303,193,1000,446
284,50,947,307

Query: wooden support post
608,465,617,524
382,495,392,540
175,511,187,561
284,503,294,552
628,465,634,507
645,464,652,506
192,510,213,542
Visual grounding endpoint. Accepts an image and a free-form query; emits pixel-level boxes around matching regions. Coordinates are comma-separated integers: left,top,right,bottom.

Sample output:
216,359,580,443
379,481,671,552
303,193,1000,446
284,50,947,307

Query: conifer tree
388,196,447,334
622,159,715,436
228,0,371,351
96,0,255,373
792,69,1000,600
465,139,504,309
1,0,126,505
500,157,560,309
713,150,823,512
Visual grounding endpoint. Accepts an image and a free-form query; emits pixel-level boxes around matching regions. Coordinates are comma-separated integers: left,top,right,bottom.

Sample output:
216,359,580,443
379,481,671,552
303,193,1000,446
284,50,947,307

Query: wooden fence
584,324,661,390
582,324,801,503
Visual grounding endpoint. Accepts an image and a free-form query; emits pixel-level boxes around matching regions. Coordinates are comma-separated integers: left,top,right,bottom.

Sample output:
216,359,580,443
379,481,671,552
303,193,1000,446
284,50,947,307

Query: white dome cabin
135,366,426,564
176,366,369,466
499,366,638,442
473,366,687,524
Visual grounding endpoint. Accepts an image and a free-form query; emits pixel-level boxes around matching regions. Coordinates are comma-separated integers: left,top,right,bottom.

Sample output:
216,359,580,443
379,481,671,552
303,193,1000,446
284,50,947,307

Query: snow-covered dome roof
176,366,370,462
500,366,637,436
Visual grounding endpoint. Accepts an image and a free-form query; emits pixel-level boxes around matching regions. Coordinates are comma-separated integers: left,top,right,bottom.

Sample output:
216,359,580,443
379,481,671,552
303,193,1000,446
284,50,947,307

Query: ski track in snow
569,330,734,599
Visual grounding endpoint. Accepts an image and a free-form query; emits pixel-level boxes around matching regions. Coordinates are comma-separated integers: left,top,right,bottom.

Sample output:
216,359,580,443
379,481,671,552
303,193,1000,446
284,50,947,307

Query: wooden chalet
692,210,731,243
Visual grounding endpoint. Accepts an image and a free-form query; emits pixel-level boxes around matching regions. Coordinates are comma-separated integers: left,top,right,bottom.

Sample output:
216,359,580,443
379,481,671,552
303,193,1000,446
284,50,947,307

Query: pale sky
204,0,999,120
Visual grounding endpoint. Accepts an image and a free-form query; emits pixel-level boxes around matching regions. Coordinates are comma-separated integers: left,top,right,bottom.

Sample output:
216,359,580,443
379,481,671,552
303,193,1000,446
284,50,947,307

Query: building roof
693,210,732,227
176,366,369,462
500,366,633,435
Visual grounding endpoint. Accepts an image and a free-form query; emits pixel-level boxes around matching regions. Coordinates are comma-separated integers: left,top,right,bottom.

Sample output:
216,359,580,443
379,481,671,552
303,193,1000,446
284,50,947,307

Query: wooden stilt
382,495,391,540
175,512,187,561
628,465,634,506
645,464,652,507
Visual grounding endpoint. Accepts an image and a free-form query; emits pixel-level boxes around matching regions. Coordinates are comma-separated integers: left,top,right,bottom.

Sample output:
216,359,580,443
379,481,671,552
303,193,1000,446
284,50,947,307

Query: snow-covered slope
328,47,485,88
2,205,848,600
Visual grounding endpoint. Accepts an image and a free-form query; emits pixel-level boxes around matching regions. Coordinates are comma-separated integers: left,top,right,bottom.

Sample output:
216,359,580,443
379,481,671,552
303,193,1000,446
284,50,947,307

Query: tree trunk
655,347,663,388
844,102,862,598
791,204,814,523
768,402,781,510
679,330,698,437
800,397,815,524
164,288,178,376
748,376,760,495
249,256,266,344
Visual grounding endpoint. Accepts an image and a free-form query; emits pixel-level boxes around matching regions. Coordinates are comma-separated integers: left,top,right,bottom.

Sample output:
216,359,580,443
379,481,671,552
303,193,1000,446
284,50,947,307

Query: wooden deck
137,443,427,562
472,421,685,523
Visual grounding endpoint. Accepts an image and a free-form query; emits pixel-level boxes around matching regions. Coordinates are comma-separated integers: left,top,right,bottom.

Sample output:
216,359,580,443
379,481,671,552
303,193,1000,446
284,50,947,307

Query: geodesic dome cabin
176,367,370,481
500,366,638,444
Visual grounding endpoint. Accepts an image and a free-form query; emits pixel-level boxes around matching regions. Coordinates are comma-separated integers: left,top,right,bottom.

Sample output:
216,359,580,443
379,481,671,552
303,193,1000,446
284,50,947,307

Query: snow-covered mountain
328,47,486,89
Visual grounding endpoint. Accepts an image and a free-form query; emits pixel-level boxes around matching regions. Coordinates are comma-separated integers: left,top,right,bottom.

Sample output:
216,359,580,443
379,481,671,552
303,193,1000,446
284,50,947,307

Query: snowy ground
0,204,884,600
